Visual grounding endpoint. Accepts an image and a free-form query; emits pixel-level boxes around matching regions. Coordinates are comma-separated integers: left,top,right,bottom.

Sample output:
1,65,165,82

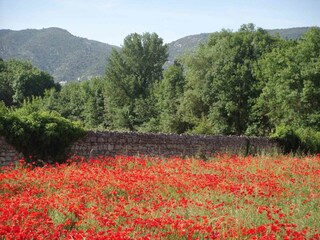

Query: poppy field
0,154,319,239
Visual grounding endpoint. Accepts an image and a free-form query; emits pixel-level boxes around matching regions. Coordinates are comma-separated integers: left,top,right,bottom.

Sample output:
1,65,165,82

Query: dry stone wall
68,131,279,159
0,136,22,166
1,131,279,166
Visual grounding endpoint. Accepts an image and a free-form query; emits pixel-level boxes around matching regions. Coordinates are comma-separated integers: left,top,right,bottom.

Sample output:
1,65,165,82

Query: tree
104,32,168,131
0,59,58,106
254,27,320,133
180,24,278,135
0,59,14,106
81,77,107,129
298,27,320,130
154,60,189,133
38,82,85,123
25,77,108,130
253,40,298,133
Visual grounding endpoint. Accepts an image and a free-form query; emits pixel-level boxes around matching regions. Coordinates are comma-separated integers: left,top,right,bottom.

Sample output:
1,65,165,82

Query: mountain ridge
0,27,119,82
0,27,313,82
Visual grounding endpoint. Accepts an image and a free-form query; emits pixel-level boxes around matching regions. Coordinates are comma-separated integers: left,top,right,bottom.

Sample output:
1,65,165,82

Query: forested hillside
1,24,319,153
0,27,310,82
267,27,311,39
0,28,119,82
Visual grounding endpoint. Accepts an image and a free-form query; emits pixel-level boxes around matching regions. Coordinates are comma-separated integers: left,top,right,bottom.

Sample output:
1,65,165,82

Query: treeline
1,24,320,153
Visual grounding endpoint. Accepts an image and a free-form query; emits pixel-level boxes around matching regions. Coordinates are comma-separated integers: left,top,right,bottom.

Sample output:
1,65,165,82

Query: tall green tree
254,27,320,133
298,27,320,130
181,24,278,135
104,32,168,131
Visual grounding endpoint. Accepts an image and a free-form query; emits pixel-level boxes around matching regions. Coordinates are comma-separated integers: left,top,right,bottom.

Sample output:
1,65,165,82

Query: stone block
89,137,97,143
108,144,114,151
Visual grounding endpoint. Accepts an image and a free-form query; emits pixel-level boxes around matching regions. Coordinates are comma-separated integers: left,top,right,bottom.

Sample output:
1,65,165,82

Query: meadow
0,154,319,239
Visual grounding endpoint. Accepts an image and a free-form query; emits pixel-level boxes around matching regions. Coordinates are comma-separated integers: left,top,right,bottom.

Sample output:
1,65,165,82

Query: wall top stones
1,131,279,166
69,131,279,159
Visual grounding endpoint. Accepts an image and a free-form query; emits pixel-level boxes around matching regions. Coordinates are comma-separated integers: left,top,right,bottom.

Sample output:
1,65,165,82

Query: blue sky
1,0,319,46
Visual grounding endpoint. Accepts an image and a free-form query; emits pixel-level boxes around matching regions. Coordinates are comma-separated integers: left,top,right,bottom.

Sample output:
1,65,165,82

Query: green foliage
191,115,215,135
0,59,58,106
272,125,320,154
0,101,8,133
50,82,87,122
166,27,310,69
154,60,190,133
295,128,320,154
104,32,168,131
40,77,108,130
81,78,107,129
254,27,320,133
271,125,301,154
0,106,86,164
181,24,278,135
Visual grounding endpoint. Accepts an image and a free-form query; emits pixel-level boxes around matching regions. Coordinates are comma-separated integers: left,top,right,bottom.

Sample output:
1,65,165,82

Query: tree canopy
180,24,279,135
104,32,168,131
0,59,59,106
255,27,320,132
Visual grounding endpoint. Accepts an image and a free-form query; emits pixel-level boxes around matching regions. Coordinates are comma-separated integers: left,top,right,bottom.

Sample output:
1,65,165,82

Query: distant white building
59,80,67,86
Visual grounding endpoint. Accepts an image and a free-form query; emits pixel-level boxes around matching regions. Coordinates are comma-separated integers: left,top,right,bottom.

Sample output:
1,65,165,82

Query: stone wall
0,136,22,166
68,131,279,159
0,131,279,166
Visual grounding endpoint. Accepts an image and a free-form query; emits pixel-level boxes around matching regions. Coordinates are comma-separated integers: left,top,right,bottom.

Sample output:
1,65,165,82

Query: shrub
295,128,320,154
0,108,86,164
271,125,320,154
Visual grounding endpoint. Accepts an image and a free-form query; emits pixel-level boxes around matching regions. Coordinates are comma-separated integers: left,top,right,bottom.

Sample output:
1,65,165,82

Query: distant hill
0,27,313,82
167,27,312,65
0,28,119,82
166,33,210,66
267,27,311,39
